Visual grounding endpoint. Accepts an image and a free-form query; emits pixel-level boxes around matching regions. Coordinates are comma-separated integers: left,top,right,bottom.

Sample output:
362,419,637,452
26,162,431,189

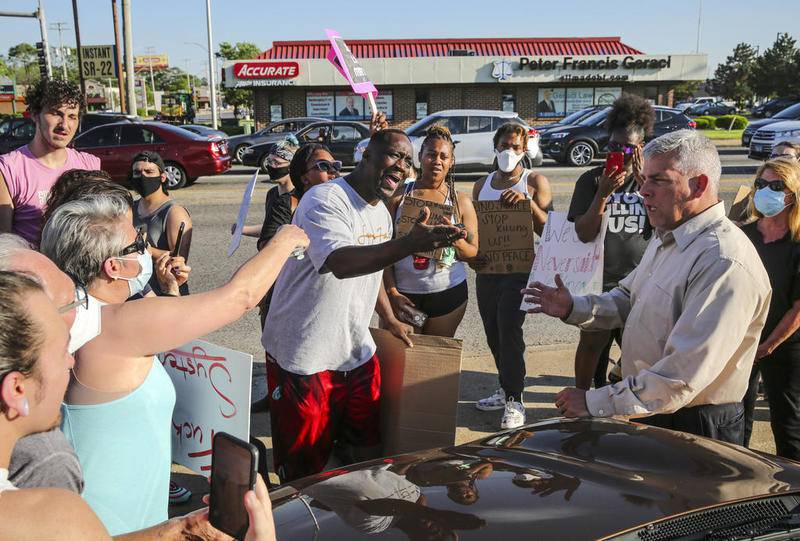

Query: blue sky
0,0,796,78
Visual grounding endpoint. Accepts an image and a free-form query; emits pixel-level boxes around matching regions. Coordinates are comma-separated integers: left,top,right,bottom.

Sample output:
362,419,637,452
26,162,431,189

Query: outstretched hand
521,274,573,318
405,207,467,253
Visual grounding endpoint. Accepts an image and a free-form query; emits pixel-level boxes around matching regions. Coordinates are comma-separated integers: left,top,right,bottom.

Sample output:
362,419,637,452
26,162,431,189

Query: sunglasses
59,274,88,314
305,160,342,174
607,141,637,155
119,229,147,257
754,178,787,192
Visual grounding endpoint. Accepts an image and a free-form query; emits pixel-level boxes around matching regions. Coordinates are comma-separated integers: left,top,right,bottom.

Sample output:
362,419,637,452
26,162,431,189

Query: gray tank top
133,199,189,295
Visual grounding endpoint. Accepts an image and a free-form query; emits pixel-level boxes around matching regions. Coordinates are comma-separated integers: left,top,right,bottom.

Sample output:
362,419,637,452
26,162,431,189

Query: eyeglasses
119,229,146,256
769,152,799,160
305,160,342,174
607,141,637,155
754,177,787,192
58,274,88,314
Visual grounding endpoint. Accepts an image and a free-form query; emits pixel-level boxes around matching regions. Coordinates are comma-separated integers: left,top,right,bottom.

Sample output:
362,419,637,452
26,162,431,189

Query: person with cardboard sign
469,123,552,431
384,126,479,337
262,129,465,483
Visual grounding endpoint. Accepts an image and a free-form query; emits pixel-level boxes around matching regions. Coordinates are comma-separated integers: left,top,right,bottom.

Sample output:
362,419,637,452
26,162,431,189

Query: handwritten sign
475,200,534,274
520,211,606,311
159,339,253,475
228,169,259,257
395,196,453,259
325,29,378,114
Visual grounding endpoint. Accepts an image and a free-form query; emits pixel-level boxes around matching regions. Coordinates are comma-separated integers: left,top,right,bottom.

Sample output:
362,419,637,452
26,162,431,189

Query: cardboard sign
371,328,462,455
475,200,535,274
325,29,378,114
728,185,752,222
159,340,253,475
395,196,454,259
228,169,259,257
520,211,606,311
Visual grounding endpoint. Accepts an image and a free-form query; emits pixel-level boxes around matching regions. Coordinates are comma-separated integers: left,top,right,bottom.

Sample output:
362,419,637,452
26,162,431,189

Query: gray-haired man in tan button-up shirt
524,130,772,444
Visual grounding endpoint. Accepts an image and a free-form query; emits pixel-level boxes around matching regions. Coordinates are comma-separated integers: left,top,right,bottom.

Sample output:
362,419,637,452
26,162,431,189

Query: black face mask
267,165,290,180
132,174,164,197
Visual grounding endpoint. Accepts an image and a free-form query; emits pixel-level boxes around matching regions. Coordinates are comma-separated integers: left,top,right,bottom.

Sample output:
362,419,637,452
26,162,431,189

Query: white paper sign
521,211,607,311
159,340,253,475
228,170,259,257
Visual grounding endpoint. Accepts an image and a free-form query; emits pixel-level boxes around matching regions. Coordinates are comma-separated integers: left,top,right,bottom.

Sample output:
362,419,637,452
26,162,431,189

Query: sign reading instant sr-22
80,45,117,78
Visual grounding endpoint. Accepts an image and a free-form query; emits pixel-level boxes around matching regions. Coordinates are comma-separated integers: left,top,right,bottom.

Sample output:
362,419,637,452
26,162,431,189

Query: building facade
221,37,707,129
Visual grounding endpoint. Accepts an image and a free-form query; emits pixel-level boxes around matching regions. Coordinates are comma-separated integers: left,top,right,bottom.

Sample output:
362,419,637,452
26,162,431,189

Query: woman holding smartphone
741,158,800,461
383,126,479,337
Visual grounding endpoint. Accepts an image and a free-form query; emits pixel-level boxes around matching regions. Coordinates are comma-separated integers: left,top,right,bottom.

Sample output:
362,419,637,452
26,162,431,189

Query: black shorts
401,281,468,319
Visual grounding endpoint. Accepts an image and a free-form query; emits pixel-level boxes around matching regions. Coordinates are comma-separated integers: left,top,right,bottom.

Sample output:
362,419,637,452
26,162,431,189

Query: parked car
80,112,137,133
269,418,800,540
675,96,734,113
752,97,800,119
539,106,696,166
686,102,737,116
535,106,604,133
178,124,227,140
353,110,542,173
742,102,800,147
71,121,230,189
749,120,800,160
228,117,327,163
242,120,371,173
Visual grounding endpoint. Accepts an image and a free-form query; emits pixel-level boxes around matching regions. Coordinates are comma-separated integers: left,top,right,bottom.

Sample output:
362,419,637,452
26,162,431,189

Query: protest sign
227,169,259,257
520,211,606,311
728,185,752,221
325,29,378,115
371,328,462,455
159,340,253,475
395,195,453,259
475,200,534,274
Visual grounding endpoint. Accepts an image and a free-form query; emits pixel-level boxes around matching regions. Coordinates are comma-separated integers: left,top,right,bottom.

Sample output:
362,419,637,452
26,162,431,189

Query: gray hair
0,234,32,270
40,195,131,285
643,129,721,195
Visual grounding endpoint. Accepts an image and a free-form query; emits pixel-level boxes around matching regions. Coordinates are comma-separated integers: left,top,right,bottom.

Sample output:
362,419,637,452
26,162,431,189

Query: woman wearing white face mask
39,194,308,535
741,158,800,461
468,123,552,431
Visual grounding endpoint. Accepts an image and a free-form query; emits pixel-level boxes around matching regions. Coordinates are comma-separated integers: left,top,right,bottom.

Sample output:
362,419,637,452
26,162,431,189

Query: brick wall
253,90,269,128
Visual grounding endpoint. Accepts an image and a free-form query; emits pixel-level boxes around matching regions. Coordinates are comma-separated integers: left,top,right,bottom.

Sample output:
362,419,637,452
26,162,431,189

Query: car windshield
560,108,596,125
578,108,610,126
774,103,800,119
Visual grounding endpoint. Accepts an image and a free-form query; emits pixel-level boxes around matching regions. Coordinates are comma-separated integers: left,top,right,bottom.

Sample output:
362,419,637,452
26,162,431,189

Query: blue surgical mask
754,187,792,217
114,250,153,297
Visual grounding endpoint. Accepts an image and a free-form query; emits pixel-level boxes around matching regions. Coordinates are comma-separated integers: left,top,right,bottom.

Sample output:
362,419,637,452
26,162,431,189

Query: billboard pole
122,0,136,114
71,0,85,94
111,0,127,113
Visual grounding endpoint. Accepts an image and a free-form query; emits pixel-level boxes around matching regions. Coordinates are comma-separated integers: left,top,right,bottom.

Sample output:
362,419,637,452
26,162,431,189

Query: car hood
540,125,578,137
755,120,800,133
746,118,784,131
271,418,800,540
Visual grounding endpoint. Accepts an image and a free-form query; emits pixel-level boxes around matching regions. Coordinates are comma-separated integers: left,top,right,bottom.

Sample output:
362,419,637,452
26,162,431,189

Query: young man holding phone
566,94,654,390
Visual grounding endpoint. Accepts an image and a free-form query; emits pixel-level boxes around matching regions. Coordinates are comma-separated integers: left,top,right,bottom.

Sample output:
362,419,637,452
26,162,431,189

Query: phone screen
209,433,257,539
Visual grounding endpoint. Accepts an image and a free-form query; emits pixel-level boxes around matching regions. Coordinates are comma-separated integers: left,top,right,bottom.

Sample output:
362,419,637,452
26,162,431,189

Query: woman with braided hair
383,126,479,337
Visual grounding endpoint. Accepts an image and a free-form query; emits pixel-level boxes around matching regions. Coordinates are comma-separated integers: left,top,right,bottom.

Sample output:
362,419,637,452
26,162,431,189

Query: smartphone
209,432,258,540
249,437,273,490
604,151,624,176
171,222,186,257
398,305,428,329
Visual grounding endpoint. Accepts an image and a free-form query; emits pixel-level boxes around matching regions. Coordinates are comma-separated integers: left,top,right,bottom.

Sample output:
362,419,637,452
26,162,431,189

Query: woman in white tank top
383,126,479,337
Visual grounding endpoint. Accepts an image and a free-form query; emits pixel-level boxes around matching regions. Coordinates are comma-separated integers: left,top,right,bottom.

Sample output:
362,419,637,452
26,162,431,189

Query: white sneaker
476,388,506,411
500,399,526,430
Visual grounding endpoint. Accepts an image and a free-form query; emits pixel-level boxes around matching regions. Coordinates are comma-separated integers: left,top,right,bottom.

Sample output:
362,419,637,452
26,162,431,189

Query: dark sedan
539,107,696,166
270,418,800,540
241,120,370,174
72,121,230,189
752,97,800,118
228,116,327,163
686,102,737,116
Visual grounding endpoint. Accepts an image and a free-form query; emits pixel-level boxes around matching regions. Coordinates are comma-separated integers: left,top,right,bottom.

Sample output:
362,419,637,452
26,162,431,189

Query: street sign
80,45,117,79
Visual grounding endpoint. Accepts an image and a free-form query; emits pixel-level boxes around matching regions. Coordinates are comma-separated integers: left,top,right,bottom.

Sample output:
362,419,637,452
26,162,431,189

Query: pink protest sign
325,29,378,114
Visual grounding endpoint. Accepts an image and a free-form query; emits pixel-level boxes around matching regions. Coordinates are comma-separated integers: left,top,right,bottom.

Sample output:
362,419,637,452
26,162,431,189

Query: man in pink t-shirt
0,79,101,244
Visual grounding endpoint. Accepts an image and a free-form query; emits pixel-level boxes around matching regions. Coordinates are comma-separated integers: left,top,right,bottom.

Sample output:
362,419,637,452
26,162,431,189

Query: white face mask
68,295,102,353
495,149,525,173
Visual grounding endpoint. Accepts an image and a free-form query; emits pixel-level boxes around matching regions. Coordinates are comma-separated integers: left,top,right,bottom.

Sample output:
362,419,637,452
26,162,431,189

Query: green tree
710,43,757,107
672,81,700,102
217,41,261,109
752,33,799,98
8,43,38,85
153,67,191,93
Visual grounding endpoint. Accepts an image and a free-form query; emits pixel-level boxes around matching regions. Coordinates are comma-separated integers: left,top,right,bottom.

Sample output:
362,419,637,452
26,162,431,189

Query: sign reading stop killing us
475,200,535,274
520,211,606,311
325,29,378,114
159,340,253,475
395,196,453,259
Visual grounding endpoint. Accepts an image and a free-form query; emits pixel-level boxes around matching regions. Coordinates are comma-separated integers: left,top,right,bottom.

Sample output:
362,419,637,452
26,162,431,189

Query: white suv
353,109,541,172
749,120,800,160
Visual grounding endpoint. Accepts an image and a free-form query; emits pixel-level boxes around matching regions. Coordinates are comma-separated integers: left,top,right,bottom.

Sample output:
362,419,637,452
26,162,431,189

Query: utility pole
37,0,53,78
183,58,191,89
111,0,127,113
695,0,703,53
50,22,69,79
205,0,218,129
71,1,85,94
145,46,157,112
122,0,136,114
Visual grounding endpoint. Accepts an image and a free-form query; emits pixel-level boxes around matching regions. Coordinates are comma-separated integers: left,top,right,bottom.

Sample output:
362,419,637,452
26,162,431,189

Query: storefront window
415,89,429,120
502,90,516,112
536,88,566,118
305,91,393,120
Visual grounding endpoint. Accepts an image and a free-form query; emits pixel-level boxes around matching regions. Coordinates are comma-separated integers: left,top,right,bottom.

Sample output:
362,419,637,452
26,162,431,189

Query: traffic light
36,42,49,80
